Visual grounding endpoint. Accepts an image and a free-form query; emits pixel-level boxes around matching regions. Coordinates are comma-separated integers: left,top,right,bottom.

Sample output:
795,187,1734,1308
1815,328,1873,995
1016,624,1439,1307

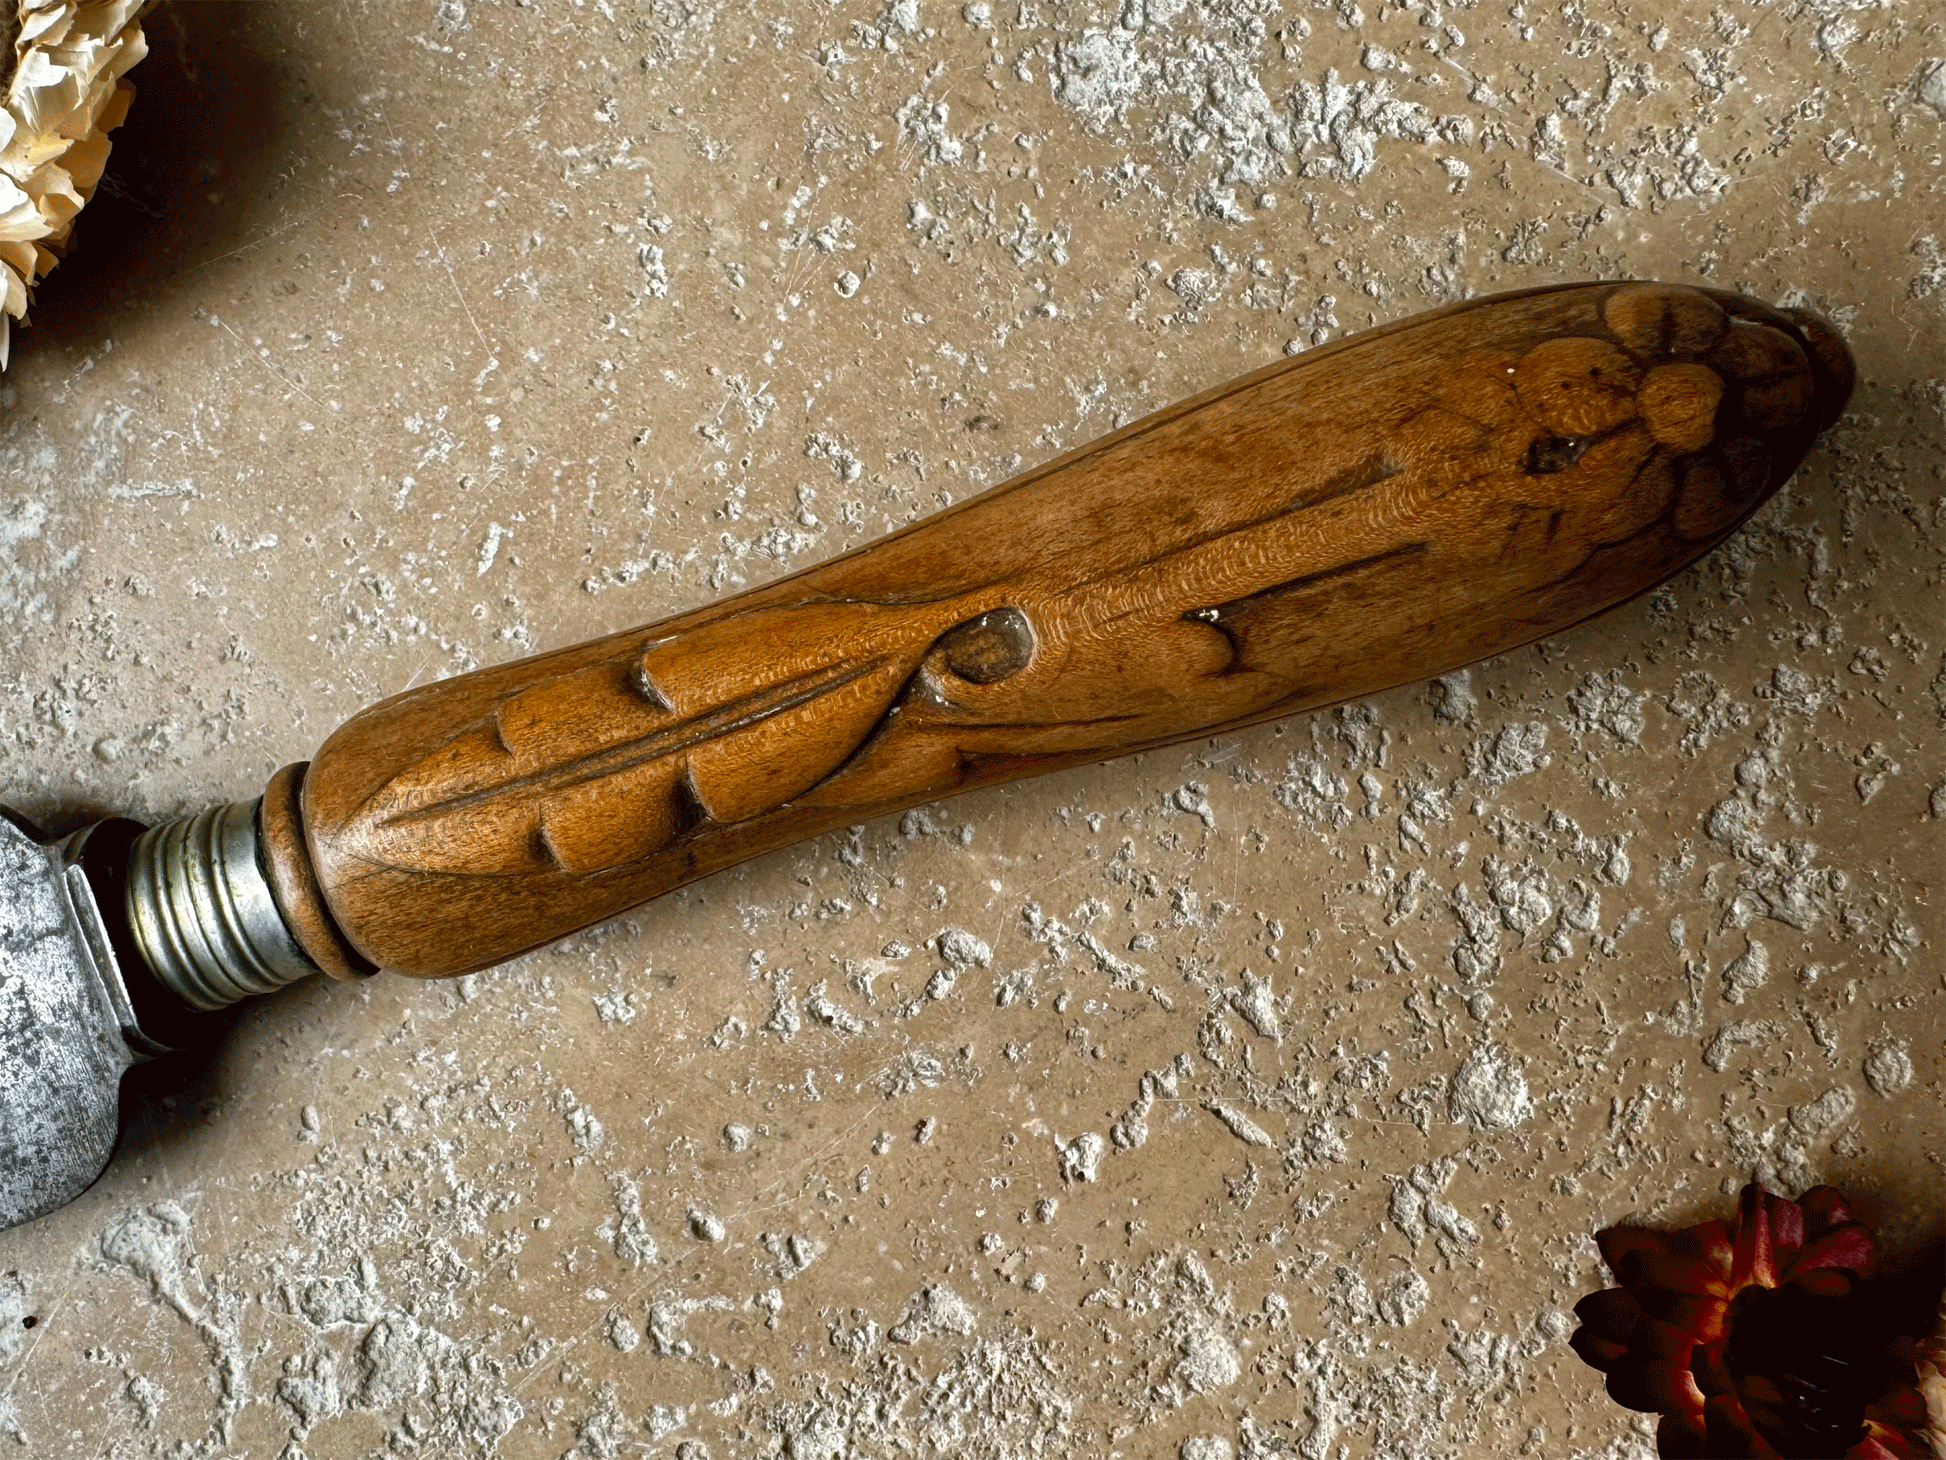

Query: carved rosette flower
0,0,151,366
1572,1180,1937,1458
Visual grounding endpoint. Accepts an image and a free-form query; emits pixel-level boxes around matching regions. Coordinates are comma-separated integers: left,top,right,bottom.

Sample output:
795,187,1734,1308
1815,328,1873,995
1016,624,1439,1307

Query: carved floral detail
300,283,1853,976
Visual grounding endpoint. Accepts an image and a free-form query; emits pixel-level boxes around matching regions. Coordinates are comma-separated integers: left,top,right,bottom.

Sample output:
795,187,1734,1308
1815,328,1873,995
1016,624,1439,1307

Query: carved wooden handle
261,282,1853,979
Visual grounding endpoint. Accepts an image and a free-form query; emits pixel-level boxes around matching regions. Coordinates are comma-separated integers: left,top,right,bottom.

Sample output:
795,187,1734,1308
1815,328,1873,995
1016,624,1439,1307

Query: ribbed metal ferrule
125,800,320,1011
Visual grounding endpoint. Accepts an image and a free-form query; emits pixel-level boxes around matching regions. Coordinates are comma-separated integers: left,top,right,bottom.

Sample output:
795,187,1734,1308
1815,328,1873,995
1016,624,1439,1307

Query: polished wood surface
257,762,373,981
269,282,1853,978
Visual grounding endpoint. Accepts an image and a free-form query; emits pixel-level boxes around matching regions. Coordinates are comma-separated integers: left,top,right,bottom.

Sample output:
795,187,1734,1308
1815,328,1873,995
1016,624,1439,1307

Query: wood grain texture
283,282,1853,977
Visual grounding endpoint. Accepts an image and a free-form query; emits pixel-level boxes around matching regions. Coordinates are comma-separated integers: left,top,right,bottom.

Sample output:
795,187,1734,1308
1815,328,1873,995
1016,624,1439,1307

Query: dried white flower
0,0,152,366
1921,1291,1946,1459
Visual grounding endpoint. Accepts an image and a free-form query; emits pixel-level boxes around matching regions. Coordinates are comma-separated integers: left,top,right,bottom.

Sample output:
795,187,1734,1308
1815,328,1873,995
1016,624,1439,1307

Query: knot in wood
937,607,1035,684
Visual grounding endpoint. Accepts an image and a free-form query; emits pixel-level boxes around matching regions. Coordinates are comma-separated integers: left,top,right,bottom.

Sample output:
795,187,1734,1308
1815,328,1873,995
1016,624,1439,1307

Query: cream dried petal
0,0,153,364
0,180,39,240
58,122,107,191
1,260,28,319
1920,1291,1945,1459
17,10,68,48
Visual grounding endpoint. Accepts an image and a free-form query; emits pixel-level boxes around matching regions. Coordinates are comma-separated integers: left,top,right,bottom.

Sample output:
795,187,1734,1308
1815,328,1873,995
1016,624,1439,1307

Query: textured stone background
0,1,1940,1456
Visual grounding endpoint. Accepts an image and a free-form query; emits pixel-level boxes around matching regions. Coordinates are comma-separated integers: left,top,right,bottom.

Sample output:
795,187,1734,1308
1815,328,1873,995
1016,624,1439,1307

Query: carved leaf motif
359,599,958,875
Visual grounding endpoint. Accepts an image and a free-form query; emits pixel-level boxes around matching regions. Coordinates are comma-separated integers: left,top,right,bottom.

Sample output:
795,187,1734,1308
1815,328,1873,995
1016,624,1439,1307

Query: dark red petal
1689,1337,1735,1397
1785,1266,1857,1300
1704,1390,1780,1457
1637,1317,1703,1365
1605,1324,1707,1417
1865,1386,1930,1428
1623,1248,1737,1300
1574,1285,1646,1340
1605,1365,1660,1414
1569,1330,1629,1369
1796,1184,1854,1233
1657,1411,1710,1458
1860,1386,1938,1456
1731,1183,1781,1290
1673,1219,1738,1281
1789,1222,1877,1278
1767,1191,1806,1264
1736,1372,1800,1444
1637,1288,1731,1340
1597,1224,1669,1273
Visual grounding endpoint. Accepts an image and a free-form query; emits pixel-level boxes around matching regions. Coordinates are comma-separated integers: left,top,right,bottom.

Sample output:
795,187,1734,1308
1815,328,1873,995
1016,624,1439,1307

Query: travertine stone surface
0,3,1939,1457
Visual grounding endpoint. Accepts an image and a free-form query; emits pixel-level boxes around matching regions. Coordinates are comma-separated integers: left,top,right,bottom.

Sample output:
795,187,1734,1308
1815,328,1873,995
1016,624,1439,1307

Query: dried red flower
1571,1180,1936,1458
